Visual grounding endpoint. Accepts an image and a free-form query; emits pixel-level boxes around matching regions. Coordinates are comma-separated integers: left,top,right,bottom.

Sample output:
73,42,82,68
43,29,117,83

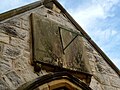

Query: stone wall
83,38,120,90
0,3,120,90
0,10,38,90
0,5,79,90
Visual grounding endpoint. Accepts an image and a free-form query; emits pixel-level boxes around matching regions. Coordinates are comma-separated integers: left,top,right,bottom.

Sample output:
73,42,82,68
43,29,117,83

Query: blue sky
59,0,120,69
0,0,120,69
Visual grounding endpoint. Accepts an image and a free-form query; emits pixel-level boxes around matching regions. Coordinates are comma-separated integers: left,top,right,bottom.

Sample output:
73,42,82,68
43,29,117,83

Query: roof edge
0,0,43,22
52,0,120,77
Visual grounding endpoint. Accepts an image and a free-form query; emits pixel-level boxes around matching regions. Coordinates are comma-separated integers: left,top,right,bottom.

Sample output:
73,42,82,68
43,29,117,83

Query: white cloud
93,29,117,42
60,0,120,68
95,0,119,11
68,0,120,29
70,4,105,29
66,0,120,44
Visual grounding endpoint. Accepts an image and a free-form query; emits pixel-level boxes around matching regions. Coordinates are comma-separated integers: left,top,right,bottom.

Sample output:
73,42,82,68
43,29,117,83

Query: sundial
31,13,88,72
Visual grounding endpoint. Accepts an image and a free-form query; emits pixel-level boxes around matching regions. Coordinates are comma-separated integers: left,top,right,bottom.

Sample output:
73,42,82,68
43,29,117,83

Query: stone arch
17,72,92,90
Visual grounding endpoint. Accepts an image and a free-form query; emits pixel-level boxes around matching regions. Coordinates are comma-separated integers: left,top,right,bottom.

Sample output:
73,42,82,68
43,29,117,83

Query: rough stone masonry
0,0,120,90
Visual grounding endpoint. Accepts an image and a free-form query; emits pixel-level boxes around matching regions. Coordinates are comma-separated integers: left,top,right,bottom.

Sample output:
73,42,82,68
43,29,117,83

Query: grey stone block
0,24,28,40
102,85,117,90
0,43,4,56
110,76,120,88
0,33,9,44
5,18,21,28
3,45,21,58
0,79,10,90
21,19,30,30
0,61,11,74
1,25,18,37
10,37,28,50
5,71,23,88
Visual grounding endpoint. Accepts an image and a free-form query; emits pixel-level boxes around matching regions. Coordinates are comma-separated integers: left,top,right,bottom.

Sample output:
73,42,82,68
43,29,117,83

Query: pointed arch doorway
17,72,92,90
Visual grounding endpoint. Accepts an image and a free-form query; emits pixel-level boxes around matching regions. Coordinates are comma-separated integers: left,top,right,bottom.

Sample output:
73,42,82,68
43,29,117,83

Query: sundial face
31,13,88,72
